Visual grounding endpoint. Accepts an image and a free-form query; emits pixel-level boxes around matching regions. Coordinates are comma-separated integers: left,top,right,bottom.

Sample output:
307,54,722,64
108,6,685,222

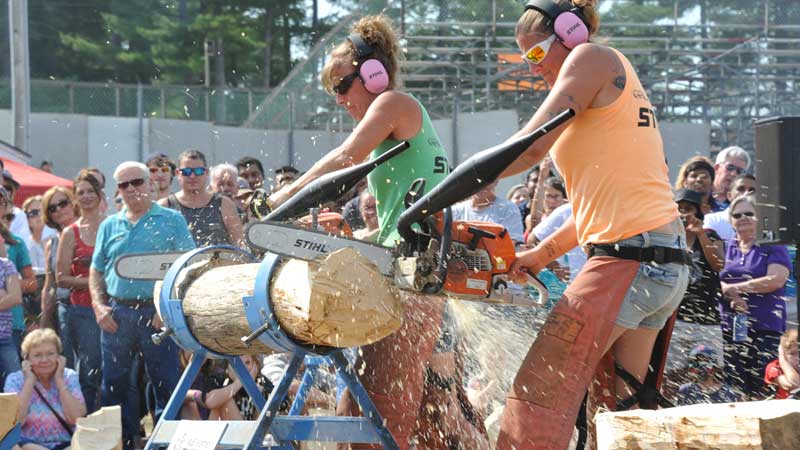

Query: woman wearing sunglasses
39,188,78,337
53,171,105,412
719,195,791,400
495,1,690,448
264,15,487,450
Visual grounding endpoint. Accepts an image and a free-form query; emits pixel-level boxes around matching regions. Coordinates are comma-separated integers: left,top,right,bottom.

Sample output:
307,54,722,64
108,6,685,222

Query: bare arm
723,263,791,296
501,45,619,178
220,196,245,248
0,276,22,311
696,231,725,273
40,240,56,329
54,360,86,423
268,92,422,207
89,267,118,333
55,227,87,290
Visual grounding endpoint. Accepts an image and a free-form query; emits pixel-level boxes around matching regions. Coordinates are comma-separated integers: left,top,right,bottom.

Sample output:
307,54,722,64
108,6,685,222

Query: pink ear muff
359,59,390,94
554,11,589,49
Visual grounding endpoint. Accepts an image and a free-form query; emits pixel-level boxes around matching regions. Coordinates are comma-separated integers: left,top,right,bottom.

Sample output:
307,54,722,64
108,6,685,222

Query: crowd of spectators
0,143,795,449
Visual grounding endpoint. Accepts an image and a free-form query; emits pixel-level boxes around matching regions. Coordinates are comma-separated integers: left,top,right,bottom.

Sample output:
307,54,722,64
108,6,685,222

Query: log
180,247,403,355
596,400,800,450
72,405,122,450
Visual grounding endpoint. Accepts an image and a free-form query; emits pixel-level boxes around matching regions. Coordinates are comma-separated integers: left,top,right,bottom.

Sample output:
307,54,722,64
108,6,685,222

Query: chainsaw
115,109,574,306
243,108,576,306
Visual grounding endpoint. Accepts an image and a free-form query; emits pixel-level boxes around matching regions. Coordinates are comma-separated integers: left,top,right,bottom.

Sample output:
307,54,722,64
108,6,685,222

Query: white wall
0,109,710,203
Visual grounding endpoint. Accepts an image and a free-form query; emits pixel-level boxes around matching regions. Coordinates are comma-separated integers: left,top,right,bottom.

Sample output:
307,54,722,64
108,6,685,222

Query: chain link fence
0,79,270,126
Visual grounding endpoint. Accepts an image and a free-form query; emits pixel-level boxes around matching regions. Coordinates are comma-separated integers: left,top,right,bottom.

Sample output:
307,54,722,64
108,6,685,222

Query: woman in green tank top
267,17,448,248
266,15,488,450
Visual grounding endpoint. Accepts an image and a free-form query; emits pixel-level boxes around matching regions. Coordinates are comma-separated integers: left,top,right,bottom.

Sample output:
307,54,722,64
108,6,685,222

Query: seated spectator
273,166,299,192
39,161,53,174
719,195,791,400
712,146,751,212
764,329,800,399
673,156,715,214
674,345,738,406
506,184,530,207
144,153,176,201
5,328,86,450
353,191,380,242
451,181,524,246
204,355,273,420
236,157,265,189
160,150,244,248
703,174,756,243
0,252,22,384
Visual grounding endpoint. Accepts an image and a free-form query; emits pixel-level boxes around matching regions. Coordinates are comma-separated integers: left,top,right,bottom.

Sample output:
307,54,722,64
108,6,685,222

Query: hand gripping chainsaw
245,109,575,306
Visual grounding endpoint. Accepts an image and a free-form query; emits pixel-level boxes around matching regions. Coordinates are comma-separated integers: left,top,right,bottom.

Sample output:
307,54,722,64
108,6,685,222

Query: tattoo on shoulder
614,76,626,90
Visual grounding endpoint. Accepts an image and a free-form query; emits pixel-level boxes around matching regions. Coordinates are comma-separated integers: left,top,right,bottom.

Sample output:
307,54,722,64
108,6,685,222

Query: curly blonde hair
516,0,600,38
321,14,402,95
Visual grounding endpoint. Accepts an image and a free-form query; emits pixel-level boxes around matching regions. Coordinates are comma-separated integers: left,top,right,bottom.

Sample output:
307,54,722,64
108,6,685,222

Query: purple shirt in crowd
719,240,791,333
0,257,19,340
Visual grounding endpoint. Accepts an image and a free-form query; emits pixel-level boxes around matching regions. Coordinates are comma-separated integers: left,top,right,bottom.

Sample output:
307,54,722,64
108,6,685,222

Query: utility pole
9,0,31,153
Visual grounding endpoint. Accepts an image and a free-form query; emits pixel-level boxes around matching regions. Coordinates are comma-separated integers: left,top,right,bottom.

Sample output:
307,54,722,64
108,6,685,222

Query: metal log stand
144,245,399,450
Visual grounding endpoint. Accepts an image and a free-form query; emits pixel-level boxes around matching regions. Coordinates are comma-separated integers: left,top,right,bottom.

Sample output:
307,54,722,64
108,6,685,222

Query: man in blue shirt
89,161,195,450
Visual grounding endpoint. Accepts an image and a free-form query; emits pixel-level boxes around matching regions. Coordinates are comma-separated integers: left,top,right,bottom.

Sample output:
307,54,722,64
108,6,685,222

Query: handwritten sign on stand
166,421,227,450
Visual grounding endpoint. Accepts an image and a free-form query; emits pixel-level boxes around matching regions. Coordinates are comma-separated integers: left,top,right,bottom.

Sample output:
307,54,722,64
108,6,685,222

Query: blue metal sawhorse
144,246,400,450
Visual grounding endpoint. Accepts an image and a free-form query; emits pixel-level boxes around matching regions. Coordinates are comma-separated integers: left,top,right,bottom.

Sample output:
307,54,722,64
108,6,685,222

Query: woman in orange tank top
54,170,106,413
494,2,690,449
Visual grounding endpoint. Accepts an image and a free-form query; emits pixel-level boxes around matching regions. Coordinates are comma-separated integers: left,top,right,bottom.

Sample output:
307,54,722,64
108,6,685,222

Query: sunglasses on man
724,163,745,175
117,178,147,190
332,72,360,95
178,167,208,177
47,199,72,214
522,34,557,65
2,213,14,223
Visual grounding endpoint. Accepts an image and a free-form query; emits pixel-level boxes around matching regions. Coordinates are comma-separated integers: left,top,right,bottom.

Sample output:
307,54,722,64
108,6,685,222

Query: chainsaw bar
246,221,396,276
114,251,191,281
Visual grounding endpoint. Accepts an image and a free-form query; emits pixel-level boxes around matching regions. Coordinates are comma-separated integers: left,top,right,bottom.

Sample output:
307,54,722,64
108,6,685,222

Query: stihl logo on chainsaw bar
293,239,329,253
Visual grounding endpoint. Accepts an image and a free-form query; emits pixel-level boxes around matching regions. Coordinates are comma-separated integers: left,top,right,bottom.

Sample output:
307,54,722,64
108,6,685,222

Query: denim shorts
613,229,690,329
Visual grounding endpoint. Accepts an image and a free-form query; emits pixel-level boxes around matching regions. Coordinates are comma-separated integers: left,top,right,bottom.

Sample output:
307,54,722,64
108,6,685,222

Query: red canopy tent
1,158,73,207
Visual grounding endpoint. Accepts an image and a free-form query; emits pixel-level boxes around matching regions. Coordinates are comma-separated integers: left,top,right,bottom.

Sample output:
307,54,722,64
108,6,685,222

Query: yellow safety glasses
522,34,557,65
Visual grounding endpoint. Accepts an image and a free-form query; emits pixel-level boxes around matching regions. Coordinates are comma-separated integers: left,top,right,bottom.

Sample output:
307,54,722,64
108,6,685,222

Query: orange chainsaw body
295,212,353,237
440,220,517,297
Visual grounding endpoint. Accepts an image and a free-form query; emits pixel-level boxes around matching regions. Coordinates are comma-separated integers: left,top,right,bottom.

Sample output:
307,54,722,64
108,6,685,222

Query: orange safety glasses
522,34,557,65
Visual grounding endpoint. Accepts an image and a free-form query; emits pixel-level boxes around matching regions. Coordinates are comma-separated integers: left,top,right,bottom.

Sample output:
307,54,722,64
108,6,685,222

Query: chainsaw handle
524,271,549,307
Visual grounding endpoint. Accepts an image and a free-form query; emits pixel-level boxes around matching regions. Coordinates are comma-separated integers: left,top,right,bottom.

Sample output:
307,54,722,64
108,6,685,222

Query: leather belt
587,245,691,265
